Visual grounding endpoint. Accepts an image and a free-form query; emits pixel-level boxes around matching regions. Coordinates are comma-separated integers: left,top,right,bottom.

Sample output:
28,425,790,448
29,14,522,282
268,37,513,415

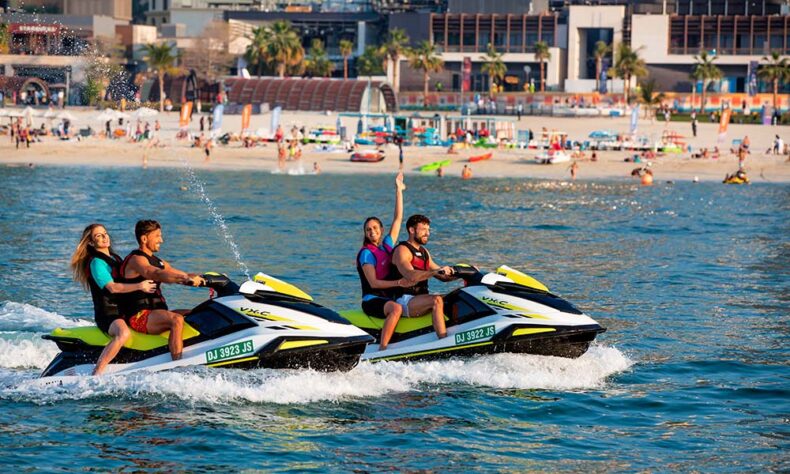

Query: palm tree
758,51,790,111
0,23,11,54
142,42,178,112
382,28,410,92
305,38,333,78
266,20,304,78
692,51,722,113
614,43,647,104
534,41,551,92
339,39,354,80
407,40,444,105
480,43,506,94
357,45,384,78
245,26,269,78
637,79,666,120
593,40,611,92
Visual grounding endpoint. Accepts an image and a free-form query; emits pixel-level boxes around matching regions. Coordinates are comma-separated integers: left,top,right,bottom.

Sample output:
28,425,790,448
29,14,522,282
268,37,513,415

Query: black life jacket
390,241,431,296
117,249,168,316
87,248,122,326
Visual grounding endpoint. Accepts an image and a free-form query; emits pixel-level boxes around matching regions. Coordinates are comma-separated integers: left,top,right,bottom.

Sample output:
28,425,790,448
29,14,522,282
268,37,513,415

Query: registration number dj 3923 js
455,325,495,345
206,340,254,363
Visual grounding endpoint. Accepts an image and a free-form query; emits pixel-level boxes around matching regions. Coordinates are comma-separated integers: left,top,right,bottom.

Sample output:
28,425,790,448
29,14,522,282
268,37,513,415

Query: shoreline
2,108,788,183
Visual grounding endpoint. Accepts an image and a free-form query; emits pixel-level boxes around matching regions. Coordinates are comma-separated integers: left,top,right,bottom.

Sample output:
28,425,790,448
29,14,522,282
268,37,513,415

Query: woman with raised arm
356,172,413,350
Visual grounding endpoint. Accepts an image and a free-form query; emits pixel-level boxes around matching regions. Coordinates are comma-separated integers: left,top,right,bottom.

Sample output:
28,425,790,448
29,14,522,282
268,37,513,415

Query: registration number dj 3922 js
455,325,495,345
206,340,254,363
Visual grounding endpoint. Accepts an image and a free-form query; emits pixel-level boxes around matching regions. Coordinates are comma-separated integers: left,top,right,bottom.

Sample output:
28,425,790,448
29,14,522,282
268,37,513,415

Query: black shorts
361,297,392,319
95,313,125,334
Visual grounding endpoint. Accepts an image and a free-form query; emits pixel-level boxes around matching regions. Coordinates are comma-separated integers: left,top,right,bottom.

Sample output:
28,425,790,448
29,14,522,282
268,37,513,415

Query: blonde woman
70,223,155,375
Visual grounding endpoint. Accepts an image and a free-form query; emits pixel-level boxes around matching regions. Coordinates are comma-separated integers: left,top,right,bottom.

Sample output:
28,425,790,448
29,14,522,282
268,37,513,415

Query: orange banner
241,104,252,130
179,101,193,128
718,108,732,135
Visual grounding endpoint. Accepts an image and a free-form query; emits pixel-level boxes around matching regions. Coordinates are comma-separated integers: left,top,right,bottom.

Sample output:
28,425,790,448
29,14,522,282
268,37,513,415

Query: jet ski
40,272,374,377
340,265,605,363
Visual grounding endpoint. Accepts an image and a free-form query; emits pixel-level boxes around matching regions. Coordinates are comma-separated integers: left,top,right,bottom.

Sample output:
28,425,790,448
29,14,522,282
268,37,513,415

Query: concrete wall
170,9,224,37
631,14,768,66
566,5,624,82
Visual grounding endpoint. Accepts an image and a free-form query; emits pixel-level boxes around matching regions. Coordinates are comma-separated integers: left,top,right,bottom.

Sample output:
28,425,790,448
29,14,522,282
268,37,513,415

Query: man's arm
126,255,190,284
392,246,436,283
424,249,455,282
159,259,204,286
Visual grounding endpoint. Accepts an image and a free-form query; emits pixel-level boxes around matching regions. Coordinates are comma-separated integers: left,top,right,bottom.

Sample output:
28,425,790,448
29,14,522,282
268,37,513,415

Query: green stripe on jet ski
206,356,259,368
369,341,494,362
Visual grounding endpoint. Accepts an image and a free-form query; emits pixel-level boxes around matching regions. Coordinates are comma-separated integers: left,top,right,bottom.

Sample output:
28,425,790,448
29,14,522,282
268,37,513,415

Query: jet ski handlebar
200,273,241,296
437,265,483,283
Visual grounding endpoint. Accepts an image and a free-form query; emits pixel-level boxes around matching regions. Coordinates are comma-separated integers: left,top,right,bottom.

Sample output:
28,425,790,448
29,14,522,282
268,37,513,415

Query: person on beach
357,172,414,351
118,220,205,361
569,161,579,180
70,223,157,375
390,215,457,343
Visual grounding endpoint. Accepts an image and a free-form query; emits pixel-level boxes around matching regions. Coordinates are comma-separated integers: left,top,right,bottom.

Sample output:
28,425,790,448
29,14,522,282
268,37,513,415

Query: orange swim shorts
127,309,151,333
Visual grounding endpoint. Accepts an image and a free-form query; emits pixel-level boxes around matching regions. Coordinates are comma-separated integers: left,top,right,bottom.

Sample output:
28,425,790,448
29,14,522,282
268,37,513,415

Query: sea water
0,166,786,471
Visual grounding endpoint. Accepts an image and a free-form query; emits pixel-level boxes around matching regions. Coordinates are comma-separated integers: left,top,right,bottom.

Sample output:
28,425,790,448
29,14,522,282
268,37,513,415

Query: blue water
0,166,787,471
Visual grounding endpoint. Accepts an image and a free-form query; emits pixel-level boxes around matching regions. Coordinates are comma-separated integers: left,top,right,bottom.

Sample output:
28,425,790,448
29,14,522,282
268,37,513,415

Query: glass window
462,32,475,50
770,35,783,51
541,31,554,47
736,33,751,52
493,31,506,49
510,32,522,51
753,34,767,53
687,34,701,52
447,32,460,46
719,33,734,51
478,32,490,49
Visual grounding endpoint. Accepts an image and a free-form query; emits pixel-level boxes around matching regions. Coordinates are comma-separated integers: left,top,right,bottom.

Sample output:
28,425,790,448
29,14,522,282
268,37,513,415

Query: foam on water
1,345,632,405
0,301,91,332
0,338,60,370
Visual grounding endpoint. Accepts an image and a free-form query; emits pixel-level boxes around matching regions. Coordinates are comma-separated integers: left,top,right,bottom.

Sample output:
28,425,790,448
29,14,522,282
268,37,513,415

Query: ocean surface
0,165,787,472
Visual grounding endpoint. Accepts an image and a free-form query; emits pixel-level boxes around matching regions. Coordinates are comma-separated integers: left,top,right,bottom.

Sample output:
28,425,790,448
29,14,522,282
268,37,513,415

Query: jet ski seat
339,310,446,334
46,324,200,351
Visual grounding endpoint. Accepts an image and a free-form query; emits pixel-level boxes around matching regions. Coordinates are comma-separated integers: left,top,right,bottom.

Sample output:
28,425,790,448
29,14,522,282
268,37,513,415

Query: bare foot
172,352,182,361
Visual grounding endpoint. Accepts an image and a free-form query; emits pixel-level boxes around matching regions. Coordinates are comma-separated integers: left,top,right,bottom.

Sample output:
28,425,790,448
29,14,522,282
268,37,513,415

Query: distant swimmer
461,164,472,180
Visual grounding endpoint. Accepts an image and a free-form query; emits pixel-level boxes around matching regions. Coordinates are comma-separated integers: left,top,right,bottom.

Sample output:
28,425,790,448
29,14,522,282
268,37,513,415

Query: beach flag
271,106,282,132
179,101,193,128
718,108,732,142
241,104,252,131
212,104,224,133
630,105,639,134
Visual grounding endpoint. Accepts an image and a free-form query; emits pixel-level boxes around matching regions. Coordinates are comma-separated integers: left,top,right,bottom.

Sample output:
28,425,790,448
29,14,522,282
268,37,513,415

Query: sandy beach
2,107,789,182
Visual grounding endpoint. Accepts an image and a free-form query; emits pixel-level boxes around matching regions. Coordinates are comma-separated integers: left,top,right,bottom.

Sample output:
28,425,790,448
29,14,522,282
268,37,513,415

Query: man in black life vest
119,220,205,360
390,214,458,341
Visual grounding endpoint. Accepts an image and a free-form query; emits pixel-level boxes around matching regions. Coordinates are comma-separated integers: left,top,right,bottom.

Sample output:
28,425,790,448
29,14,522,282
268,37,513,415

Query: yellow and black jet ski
40,272,373,377
341,265,606,363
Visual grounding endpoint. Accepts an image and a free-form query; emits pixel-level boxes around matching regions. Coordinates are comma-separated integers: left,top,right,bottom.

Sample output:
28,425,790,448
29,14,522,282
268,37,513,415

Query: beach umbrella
94,108,117,123
43,108,58,120
133,107,158,119
57,111,76,122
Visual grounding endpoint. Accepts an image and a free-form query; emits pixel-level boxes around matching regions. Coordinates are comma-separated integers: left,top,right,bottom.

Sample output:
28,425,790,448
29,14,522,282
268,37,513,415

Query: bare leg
93,319,131,376
378,301,403,351
406,294,447,339
146,309,185,360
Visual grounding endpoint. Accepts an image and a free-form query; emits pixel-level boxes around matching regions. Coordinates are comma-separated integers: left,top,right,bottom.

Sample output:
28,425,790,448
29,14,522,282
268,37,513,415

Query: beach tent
57,111,76,122
133,107,158,119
